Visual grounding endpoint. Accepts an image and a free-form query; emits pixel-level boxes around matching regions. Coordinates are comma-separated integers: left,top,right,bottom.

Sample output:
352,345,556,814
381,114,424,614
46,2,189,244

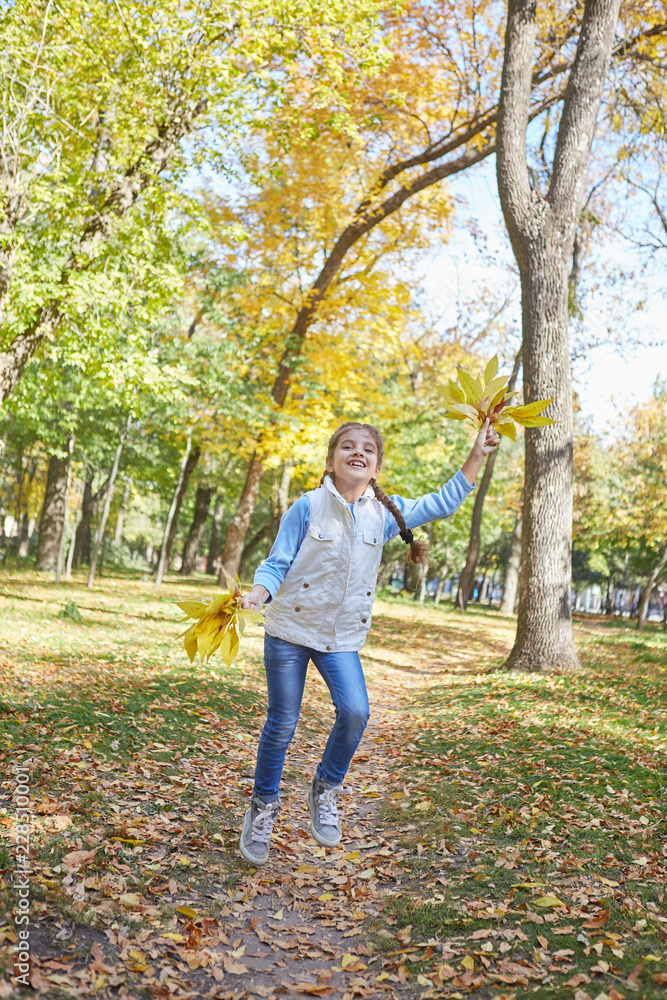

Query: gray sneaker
239,796,280,866
307,777,342,848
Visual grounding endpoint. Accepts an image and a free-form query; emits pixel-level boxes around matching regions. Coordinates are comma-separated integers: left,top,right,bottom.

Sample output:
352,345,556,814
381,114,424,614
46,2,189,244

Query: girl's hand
461,418,501,485
242,585,270,611
476,417,501,456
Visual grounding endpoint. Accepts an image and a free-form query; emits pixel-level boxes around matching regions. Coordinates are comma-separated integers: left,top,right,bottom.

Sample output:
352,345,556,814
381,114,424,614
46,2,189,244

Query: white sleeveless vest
264,476,386,652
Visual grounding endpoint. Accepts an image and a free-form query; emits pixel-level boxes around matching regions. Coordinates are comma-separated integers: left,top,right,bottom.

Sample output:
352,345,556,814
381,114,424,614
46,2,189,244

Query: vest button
303,582,309,588
366,591,371,596
361,617,367,623
326,645,332,651
373,537,377,543
294,607,300,612
319,532,324,538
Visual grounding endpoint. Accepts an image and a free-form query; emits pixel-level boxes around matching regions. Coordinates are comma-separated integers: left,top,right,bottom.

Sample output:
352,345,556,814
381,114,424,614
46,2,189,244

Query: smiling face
325,425,383,495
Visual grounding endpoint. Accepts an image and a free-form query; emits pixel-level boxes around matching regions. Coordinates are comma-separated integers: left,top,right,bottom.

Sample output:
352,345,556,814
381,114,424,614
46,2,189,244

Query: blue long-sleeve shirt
254,468,475,599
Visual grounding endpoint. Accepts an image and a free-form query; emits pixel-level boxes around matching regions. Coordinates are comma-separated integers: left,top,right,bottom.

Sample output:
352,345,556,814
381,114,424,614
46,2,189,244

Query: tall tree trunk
206,493,224,575
16,458,38,564
164,446,201,569
113,476,132,545
180,484,214,575
73,475,110,567
35,453,70,571
457,351,522,611
497,0,620,672
240,522,272,577
155,432,195,592
73,477,94,567
88,417,131,588
220,452,265,580
637,545,667,631
55,435,75,583
499,506,523,616
65,482,84,583
11,456,25,565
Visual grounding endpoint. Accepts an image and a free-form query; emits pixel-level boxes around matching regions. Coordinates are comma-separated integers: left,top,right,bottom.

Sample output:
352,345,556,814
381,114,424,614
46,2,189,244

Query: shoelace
250,803,279,844
315,786,340,827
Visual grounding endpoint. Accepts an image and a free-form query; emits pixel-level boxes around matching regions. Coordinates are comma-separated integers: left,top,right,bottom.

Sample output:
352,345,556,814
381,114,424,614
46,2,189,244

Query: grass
369,609,666,997
0,569,665,998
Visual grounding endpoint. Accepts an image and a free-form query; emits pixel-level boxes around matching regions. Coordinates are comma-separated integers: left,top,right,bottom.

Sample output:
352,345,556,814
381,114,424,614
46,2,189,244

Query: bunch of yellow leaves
174,571,262,667
443,355,556,442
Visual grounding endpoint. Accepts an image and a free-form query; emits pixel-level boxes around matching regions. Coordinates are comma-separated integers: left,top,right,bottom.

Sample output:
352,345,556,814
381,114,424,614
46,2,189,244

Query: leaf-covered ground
0,572,665,1000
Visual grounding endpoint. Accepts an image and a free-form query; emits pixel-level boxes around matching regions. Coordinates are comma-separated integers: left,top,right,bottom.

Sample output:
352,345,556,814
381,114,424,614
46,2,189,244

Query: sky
421,160,667,439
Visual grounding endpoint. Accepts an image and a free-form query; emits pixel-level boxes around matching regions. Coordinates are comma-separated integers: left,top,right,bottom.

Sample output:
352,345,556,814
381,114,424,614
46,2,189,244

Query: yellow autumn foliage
443,355,556,442
175,571,262,667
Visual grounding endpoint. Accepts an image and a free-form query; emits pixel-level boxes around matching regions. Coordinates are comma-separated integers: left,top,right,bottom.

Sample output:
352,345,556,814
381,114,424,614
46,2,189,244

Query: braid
369,478,428,565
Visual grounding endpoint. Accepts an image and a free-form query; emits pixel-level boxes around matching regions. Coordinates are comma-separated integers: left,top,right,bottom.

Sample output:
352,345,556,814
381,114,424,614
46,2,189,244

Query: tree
34,452,70,572
181,484,215,576
0,0,390,400
496,0,622,672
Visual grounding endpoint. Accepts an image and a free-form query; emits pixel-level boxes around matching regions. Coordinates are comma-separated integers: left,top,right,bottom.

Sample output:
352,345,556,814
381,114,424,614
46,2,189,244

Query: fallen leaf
176,906,200,920
61,850,95,872
119,893,144,909
535,895,563,907
583,909,611,929
564,974,591,987
223,961,248,975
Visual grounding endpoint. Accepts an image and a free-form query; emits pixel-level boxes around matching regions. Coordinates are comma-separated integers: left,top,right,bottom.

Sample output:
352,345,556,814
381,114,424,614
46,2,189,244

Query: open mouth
348,460,366,468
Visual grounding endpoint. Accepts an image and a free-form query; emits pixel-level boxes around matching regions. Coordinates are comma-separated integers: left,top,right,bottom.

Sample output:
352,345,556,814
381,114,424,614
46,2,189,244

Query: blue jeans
253,633,370,802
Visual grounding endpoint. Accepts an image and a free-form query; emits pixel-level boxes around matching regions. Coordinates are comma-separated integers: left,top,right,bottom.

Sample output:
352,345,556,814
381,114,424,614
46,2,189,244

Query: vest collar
323,475,375,504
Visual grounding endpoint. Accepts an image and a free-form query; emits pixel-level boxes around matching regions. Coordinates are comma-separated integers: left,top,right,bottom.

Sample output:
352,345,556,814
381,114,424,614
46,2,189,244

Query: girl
239,417,500,865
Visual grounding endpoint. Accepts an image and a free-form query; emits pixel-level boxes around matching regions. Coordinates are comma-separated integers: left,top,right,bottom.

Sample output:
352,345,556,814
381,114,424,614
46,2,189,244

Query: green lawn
0,570,665,998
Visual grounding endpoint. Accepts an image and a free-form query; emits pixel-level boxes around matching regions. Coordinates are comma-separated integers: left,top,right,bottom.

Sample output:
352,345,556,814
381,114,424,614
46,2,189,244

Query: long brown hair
319,422,428,565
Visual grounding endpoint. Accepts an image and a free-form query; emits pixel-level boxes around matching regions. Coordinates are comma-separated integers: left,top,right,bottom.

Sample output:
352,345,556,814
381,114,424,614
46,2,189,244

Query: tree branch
496,0,539,249
548,0,622,218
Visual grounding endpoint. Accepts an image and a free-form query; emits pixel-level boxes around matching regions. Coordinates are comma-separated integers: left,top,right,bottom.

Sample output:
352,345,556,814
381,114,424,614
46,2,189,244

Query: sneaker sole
306,791,341,848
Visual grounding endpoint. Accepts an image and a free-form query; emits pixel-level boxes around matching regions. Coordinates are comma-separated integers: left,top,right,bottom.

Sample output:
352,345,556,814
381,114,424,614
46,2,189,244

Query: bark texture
35,454,70,572
56,435,75,583
73,476,110,567
154,433,197,591
206,494,224,575
220,453,266,579
113,477,132,546
500,507,523,616
164,446,201,567
88,417,131,588
636,545,667,631
497,0,621,671
180,484,214,575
